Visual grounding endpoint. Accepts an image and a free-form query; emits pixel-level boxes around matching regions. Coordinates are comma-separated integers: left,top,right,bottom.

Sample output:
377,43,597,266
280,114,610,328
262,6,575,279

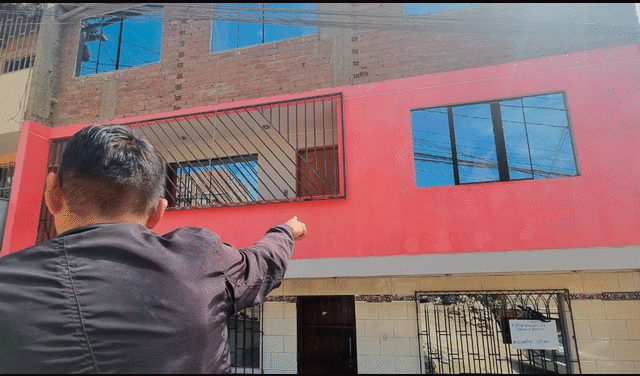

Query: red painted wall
5,45,640,260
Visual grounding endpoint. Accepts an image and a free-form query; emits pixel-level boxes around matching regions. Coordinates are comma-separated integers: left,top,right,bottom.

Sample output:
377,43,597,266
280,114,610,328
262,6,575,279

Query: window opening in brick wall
416,290,580,374
0,163,15,200
211,3,318,52
0,4,42,75
411,92,578,188
76,5,163,76
228,304,262,373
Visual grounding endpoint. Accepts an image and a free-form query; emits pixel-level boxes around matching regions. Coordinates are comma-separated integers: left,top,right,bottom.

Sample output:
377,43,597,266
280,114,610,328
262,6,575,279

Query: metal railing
416,290,580,374
228,304,262,374
0,4,42,74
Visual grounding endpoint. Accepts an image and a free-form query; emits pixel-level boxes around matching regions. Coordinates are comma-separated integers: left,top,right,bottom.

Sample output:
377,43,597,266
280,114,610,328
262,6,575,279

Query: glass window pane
500,99,534,180
522,93,577,178
264,3,317,43
212,3,317,52
411,107,455,188
452,104,500,184
405,3,475,15
118,14,163,69
238,17,262,47
212,19,240,51
78,12,162,76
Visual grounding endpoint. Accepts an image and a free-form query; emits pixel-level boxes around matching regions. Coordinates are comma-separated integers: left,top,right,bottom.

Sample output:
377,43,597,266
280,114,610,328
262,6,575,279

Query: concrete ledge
286,246,640,278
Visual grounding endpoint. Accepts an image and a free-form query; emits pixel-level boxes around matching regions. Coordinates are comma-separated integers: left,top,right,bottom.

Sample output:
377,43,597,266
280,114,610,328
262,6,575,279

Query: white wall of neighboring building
0,69,31,157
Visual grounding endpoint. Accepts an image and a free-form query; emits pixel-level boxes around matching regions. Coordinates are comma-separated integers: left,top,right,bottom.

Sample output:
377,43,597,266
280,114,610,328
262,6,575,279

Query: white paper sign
509,319,560,350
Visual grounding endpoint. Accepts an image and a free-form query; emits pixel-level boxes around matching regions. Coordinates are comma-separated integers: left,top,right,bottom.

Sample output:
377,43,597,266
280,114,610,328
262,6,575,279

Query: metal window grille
228,305,262,374
35,93,344,243
0,4,42,74
0,163,15,200
124,92,345,209
416,290,580,374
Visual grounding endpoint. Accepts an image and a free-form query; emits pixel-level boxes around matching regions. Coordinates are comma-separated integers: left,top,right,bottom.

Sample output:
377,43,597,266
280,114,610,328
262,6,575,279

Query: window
0,163,14,200
404,3,476,15
411,92,578,188
2,55,34,73
416,290,579,373
124,93,344,209
76,7,163,76
211,3,317,52
228,305,262,373
166,155,259,207
0,4,42,75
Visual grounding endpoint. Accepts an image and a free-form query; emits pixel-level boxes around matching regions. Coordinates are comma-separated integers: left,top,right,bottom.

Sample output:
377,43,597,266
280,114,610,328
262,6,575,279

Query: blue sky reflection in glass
178,159,259,203
79,13,162,76
212,3,317,52
411,108,455,187
501,94,576,179
405,3,475,15
411,93,577,188
452,104,499,184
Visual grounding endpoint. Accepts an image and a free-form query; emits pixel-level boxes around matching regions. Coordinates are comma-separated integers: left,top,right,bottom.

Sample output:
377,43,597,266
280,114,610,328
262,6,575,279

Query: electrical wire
0,3,636,35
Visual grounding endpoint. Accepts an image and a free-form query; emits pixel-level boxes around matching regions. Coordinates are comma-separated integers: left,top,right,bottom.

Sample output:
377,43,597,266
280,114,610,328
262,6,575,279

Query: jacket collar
56,223,142,238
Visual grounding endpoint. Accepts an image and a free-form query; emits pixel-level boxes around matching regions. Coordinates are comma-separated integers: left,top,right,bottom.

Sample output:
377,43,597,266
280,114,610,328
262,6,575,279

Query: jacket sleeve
223,225,294,314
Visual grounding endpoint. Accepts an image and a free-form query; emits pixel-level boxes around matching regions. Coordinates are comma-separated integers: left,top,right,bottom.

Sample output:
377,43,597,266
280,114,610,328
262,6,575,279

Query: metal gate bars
415,289,580,374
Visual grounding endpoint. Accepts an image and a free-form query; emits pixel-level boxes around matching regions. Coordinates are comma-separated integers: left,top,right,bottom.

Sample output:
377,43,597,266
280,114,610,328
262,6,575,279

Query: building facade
3,3,640,374
0,3,46,247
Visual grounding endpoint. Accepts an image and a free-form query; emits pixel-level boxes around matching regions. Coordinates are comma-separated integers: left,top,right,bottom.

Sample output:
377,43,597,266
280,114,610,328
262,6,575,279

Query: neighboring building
0,3,44,248
3,3,640,374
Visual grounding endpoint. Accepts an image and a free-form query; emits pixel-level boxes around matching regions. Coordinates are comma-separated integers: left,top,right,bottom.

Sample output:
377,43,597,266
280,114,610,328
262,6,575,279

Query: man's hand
285,216,307,240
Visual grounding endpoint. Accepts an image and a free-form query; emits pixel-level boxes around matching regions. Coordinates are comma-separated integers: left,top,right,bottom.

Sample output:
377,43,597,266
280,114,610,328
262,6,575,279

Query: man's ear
145,198,168,229
44,172,65,215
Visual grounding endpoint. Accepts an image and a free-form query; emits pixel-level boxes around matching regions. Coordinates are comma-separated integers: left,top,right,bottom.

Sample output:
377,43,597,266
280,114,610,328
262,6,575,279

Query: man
0,124,306,373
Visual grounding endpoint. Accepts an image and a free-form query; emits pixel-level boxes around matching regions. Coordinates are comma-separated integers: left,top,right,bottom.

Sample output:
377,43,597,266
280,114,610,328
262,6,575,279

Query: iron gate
415,290,580,374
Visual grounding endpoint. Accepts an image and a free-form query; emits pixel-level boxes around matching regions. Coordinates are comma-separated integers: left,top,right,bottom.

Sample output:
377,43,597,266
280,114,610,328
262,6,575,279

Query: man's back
0,222,293,373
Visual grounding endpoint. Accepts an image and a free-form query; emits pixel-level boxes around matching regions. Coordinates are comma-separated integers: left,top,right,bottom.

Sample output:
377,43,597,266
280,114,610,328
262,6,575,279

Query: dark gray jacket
0,222,294,373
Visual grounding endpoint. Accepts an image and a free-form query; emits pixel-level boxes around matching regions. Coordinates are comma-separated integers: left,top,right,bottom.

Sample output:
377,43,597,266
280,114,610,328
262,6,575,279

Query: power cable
0,3,636,35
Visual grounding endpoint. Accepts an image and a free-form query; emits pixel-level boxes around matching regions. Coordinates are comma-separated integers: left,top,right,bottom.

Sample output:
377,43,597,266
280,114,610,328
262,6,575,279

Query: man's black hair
58,124,165,217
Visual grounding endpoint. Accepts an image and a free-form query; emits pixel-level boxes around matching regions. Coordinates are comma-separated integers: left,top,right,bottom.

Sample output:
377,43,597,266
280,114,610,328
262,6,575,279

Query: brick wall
349,3,639,85
52,3,335,127
48,3,638,127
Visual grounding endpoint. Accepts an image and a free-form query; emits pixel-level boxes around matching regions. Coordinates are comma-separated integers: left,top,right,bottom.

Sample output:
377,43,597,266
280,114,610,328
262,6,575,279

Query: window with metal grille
416,290,580,374
125,92,344,209
0,4,42,75
228,305,262,373
211,3,318,52
76,5,163,76
0,163,15,200
35,93,344,243
411,92,578,188
2,55,33,73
